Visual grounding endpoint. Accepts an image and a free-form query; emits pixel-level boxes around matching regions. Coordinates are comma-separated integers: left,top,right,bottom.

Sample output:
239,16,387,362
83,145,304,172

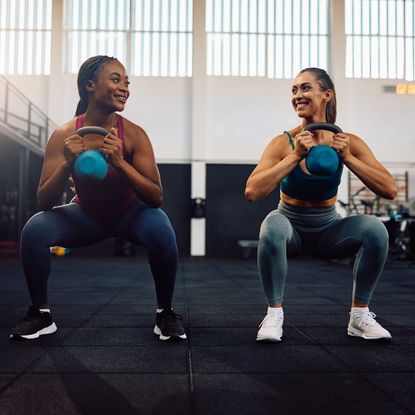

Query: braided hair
75,55,117,116
299,67,337,124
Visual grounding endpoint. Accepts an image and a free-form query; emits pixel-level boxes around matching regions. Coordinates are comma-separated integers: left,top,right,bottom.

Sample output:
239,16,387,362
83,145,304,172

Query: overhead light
396,84,415,95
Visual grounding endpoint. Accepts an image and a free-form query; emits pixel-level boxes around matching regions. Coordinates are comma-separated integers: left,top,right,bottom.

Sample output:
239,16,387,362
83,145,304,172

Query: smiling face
291,71,332,122
88,60,130,112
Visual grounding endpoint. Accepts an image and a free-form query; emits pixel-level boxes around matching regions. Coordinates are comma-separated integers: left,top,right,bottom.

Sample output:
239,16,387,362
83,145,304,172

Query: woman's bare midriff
280,192,337,208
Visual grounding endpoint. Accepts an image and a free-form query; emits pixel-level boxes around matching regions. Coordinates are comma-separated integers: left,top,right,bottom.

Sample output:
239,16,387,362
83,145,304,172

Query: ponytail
75,99,88,117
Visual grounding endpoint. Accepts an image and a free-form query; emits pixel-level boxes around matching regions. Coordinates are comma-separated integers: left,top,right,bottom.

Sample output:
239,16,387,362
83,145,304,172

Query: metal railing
0,75,57,151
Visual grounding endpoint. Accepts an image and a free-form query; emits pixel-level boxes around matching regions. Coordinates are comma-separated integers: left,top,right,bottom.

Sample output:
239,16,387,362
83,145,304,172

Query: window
206,0,329,78
65,0,130,74
0,0,52,75
345,0,415,80
131,0,193,76
65,0,193,76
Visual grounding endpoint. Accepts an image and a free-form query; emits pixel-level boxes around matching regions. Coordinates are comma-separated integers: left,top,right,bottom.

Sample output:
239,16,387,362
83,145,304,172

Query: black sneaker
10,306,57,340
154,309,187,341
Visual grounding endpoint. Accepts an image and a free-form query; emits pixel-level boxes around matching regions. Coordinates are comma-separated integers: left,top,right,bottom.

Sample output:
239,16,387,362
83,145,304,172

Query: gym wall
2,0,415,257
206,164,280,257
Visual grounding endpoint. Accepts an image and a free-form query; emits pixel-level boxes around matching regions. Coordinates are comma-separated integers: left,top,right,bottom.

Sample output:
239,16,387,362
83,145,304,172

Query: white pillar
191,161,206,256
48,0,65,125
330,0,349,204
330,0,346,81
190,0,207,256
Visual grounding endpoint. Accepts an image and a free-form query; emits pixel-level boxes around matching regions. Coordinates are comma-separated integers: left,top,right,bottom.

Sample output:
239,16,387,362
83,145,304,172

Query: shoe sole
10,322,58,340
154,325,187,341
256,336,281,342
347,326,392,340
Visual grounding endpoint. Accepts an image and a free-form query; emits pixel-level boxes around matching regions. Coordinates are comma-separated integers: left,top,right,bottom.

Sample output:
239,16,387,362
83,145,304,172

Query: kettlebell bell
74,126,110,180
304,123,342,176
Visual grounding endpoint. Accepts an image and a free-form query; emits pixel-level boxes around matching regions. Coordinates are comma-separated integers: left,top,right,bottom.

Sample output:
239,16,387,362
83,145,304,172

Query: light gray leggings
258,201,389,305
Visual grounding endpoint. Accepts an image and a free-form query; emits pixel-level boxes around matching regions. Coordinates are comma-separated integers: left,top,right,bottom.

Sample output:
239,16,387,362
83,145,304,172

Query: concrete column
330,0,346,81
47,0,65,125
330,0,349,204
190,0,207,256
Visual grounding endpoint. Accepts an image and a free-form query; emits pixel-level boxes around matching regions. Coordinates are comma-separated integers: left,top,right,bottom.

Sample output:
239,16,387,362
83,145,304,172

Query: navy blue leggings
20,200,178,308
258,203,389,305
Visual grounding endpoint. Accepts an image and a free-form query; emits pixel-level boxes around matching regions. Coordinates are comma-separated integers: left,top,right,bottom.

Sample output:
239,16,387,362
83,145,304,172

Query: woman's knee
141,209,177,251
259,211,293,247
358,215,389,247
21,212,50,248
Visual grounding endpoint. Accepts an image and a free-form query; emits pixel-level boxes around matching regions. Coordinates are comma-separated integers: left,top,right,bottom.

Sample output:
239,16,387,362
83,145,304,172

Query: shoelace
259,314,283,328
355,311,379,326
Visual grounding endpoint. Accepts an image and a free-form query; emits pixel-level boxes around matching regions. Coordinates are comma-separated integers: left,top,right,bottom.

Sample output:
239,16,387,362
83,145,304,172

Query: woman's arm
37,124,85,210
102,124,163,207
332,133,397,200
245,130,315,202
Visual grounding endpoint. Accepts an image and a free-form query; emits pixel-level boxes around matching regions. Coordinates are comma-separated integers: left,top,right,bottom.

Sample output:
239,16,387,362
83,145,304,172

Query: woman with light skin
10,55,186,341
245,67,397,342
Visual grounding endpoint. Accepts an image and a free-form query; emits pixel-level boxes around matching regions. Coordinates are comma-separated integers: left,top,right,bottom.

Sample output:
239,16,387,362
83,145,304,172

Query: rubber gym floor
0,254,414,415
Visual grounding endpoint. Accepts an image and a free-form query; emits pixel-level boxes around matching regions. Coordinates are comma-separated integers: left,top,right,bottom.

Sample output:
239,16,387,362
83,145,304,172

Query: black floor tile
382,314,415,326
299,326,415,345
187,304,266,314
0,375,16,390
192,373,410,415
0,374,192,415
0,346,46,372
325,345,415,372
99,304,186,314
30,346,188,373
286,313,349,327
189,314,262,328
63,328,186,346
84,314,156,328
47,304,102,314
360,372,415,414
188,327,311,345
1,255,414,413
191,345,350,373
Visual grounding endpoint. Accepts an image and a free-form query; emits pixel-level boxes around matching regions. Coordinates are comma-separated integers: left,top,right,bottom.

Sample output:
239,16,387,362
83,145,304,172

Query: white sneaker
347,308,392,340
256,309,283,342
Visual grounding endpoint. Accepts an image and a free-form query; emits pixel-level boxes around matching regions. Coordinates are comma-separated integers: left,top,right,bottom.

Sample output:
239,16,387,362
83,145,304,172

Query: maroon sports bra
71,114,136,218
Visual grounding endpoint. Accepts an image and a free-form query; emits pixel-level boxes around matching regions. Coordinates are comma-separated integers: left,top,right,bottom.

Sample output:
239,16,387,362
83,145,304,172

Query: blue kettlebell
74,126,110,180
304,123,342,176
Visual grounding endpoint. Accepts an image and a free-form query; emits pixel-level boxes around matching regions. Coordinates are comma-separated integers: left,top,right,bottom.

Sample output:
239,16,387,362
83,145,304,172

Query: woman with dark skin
245,67,397,342
10,55,186,341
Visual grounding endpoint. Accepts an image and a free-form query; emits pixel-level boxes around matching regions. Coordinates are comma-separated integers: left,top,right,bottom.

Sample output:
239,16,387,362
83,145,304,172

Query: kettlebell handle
303,123,343,134
76,126,110,138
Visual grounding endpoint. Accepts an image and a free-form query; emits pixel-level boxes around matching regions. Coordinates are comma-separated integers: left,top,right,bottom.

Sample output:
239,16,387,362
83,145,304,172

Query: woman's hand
101,127,124,167
332,133,352,161
293,130,316,159
63,134,86,166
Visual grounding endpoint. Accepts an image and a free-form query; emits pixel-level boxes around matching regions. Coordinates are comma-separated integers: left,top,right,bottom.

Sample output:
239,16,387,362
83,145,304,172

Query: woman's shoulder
119,115,148,138
272,126,301,145
48,118,77,143
344,132,370,155
271,132,290,146
344,132,361,141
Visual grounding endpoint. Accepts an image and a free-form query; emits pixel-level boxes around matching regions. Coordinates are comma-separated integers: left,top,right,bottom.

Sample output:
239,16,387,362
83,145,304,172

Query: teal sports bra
280,131,343,201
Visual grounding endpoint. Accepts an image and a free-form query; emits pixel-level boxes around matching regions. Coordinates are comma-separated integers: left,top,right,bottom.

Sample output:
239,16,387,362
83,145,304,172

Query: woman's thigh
22,203,109,248
316,215,388,258
115,200,176,247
